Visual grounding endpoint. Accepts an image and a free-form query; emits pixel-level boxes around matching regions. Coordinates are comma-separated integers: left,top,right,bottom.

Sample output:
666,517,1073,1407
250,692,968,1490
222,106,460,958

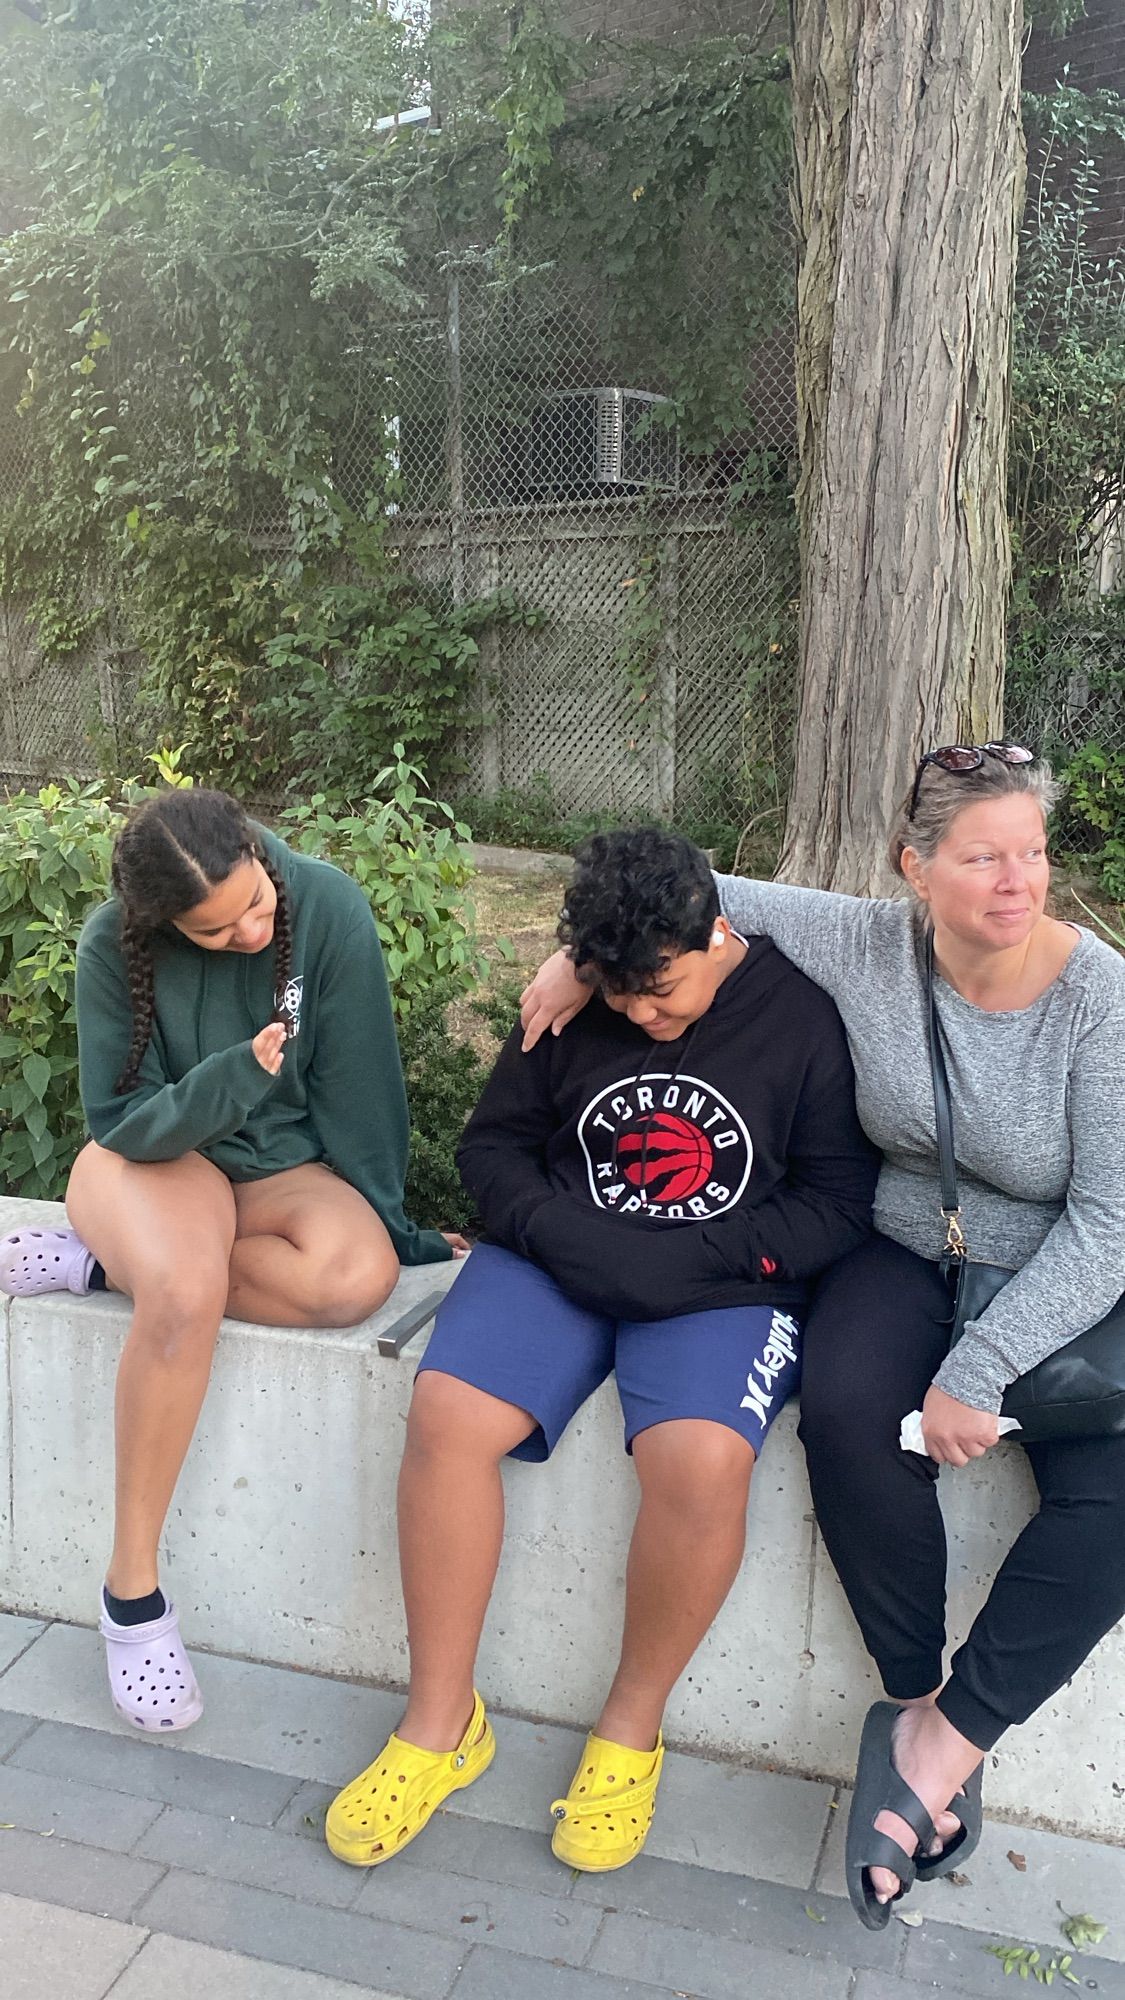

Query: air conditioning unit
524,388,679,498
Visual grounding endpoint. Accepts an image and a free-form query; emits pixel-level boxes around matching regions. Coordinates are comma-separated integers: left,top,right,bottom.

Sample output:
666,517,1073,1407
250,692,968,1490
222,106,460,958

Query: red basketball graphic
617,1113,714,1203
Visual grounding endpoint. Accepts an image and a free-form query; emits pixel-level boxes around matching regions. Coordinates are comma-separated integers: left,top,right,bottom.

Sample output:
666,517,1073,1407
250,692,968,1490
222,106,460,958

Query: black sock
103,1584,166,1627
89,1262,108,1292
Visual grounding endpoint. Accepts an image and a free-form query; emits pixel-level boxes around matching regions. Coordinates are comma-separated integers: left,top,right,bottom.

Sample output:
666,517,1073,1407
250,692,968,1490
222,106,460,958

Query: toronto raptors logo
577,1073,752,1222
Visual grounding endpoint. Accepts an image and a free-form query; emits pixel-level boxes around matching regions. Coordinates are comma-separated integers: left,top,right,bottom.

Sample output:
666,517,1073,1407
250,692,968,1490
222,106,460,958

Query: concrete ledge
2,1196,1122,1842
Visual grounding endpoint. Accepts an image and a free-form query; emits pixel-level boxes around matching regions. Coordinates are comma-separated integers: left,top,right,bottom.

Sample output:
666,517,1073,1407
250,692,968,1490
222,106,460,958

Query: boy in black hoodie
327,830,877,1877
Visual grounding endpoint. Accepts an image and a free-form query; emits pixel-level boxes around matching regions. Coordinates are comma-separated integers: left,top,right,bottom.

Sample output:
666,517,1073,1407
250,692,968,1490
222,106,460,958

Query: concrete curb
2,1195,1123,1843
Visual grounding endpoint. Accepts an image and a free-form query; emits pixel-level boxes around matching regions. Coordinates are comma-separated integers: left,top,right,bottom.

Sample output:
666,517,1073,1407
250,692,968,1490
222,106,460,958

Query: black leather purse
925,935,1125,1442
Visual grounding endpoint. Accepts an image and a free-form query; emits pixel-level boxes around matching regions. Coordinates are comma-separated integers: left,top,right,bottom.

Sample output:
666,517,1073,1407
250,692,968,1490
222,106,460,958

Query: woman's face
903,794,1050,953
171,857,277,954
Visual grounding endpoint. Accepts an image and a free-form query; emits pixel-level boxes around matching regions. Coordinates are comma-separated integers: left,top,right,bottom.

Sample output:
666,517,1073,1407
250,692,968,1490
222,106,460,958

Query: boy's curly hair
558,827,719,994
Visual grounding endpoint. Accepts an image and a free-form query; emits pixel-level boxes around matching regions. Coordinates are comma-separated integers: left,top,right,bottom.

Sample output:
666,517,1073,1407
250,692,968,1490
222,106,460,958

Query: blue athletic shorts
416,1242,802,1462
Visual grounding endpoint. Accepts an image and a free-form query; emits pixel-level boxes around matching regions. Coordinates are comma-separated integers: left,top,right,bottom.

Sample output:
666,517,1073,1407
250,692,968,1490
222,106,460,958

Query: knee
797,1353,873,1456
636,1424,753,1526
305,1247,399,1328
130,1268,228,1364
405,1371,517,1466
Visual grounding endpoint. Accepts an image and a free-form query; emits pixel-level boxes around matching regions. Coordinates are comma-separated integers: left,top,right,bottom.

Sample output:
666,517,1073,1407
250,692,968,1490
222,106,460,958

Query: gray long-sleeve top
715,875,1125,1412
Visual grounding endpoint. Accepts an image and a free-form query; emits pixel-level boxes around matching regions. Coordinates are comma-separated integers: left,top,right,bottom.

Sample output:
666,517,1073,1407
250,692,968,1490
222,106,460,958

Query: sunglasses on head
907,742,1034,823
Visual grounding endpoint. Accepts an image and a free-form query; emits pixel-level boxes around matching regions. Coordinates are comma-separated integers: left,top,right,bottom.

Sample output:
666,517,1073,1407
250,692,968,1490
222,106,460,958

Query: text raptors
577,1074,753,1222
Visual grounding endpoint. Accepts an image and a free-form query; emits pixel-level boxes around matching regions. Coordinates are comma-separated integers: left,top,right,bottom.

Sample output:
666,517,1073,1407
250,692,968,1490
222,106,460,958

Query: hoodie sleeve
77,929,277,1162
697,1004,878,1283
304,914,451,1266
455,1023,559,1250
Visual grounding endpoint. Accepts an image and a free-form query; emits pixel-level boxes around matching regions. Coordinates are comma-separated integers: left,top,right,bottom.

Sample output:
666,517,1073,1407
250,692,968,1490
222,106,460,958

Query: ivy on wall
1,0,1122,861
0,0,799,802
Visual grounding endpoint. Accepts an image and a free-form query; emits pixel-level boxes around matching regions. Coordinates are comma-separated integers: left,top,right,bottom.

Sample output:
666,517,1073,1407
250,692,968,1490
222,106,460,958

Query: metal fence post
477,536,502,792
652,532,680,817
446,270,464,611
1,598,22,773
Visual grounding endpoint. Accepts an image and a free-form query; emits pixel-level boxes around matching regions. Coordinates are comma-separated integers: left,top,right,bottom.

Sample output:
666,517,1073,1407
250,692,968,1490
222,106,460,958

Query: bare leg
74,1161,398,1329
67,1144,237,1600
227,1164,399,1327
67,1149,403,1602
595,1420,756,1753
396,1371,536,1752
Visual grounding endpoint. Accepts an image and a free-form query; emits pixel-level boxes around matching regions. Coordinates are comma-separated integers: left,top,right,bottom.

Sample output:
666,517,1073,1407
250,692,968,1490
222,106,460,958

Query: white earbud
711,930,724,947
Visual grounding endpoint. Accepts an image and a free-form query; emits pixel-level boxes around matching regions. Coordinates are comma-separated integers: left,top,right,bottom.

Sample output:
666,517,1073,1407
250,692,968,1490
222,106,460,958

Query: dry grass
1050,874,1124,947
463,865,1123,951
449,868,570,1056
466,869,570,979
452,863,1124,1056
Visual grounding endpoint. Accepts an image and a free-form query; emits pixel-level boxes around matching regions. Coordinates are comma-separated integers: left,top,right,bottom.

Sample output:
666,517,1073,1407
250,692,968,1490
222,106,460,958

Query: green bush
280,748,491,1019
1062,745,1125,901
0,759,496,1223
0,781,121,1198
398,999,491,1234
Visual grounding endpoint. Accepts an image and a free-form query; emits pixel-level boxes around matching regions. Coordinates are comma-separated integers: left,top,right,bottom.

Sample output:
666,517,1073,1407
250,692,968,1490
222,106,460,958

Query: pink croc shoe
0,1227,95,1297
99,1597,205,1733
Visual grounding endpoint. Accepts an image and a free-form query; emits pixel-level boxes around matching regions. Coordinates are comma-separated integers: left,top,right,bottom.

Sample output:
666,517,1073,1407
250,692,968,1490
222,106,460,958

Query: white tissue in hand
899,1409,1022,1454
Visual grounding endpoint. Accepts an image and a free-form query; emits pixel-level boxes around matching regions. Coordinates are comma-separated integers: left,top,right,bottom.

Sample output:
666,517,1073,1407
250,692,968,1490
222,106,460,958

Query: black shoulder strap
925,931,961,1219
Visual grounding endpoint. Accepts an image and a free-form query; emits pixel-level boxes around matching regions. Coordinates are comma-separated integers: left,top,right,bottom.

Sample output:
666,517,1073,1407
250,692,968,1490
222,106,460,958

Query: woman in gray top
520,748,1125,1927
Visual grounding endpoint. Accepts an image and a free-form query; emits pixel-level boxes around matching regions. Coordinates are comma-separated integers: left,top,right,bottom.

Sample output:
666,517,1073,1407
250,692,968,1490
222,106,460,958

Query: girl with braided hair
0,788,465,1732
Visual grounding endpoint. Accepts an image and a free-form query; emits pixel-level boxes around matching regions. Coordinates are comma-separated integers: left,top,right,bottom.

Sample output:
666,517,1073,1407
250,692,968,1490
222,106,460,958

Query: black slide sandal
845,1701,938,1930
915,1759,984,1881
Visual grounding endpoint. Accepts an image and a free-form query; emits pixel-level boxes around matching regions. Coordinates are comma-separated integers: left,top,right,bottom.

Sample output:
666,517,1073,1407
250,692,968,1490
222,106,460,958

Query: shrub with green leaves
0,781,122,1198
280,747,490,1018
0,756,495,1223
397,998,491,1234
1061,744,1125,901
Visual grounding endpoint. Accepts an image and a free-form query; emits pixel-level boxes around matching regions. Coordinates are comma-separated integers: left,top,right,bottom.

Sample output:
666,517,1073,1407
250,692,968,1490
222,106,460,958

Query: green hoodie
75,829,450,1267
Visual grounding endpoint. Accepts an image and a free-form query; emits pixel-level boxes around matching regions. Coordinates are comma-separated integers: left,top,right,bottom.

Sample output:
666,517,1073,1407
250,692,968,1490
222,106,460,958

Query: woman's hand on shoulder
921,1383,1000,1466
442,1231,470,1259
252,1022,287,1076
519,949,591,1052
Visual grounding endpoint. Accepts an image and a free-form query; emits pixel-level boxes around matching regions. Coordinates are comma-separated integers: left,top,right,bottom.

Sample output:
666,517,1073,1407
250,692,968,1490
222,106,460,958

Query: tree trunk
779,0,1025,894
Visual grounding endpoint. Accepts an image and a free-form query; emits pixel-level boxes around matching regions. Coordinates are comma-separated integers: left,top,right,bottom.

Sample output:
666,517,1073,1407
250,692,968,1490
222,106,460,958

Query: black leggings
799,1233,1125,1752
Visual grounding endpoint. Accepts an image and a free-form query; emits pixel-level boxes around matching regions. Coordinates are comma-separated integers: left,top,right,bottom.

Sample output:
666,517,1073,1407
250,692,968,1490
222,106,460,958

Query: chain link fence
1008,618,1125,771
0,259,800,848
1,258,1123,869
340,263,800,845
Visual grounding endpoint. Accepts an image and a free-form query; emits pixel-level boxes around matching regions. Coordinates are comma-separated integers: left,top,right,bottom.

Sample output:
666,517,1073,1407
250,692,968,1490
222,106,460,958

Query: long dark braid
110,789,288,1094
261,853,292,1015
116,913,159,1098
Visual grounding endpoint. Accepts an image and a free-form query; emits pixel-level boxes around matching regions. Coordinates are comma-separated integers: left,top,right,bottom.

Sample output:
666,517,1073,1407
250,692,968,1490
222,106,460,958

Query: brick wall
1022,0,1125,259
543,0,773,41
431,0,784,72
1023,0,1124,97
432,0,1122,258
433,0,774,39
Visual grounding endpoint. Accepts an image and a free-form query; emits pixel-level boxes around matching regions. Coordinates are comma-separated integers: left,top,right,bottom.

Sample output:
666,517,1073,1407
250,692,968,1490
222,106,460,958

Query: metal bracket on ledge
376,1290,447,1359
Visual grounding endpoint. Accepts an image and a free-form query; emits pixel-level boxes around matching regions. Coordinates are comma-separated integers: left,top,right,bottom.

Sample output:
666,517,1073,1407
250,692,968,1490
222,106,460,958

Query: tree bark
779,0,1025,894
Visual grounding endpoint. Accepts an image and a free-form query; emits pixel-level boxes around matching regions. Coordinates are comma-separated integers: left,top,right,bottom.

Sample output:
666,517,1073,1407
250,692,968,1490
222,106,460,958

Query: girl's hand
442,1232,471,1259
252,1022,287,1076
921,1383,1000,1467
519,950,591,1052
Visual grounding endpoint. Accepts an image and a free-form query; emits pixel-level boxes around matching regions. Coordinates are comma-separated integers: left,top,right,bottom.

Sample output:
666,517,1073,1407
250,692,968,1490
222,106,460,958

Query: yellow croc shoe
550,1730,664,1873
325,1690,494,1868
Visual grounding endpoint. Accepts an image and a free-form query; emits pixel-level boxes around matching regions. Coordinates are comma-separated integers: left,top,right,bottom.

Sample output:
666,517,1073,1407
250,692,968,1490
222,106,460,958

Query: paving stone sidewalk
1,1614,1123,1999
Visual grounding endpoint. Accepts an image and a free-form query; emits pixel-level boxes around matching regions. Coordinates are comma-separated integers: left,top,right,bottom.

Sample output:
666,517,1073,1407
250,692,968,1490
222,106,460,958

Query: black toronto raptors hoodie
456,937,878,1321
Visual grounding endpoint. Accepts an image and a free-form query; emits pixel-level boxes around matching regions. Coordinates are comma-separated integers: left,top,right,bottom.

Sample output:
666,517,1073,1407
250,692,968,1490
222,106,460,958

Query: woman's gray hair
889,753,1063,877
